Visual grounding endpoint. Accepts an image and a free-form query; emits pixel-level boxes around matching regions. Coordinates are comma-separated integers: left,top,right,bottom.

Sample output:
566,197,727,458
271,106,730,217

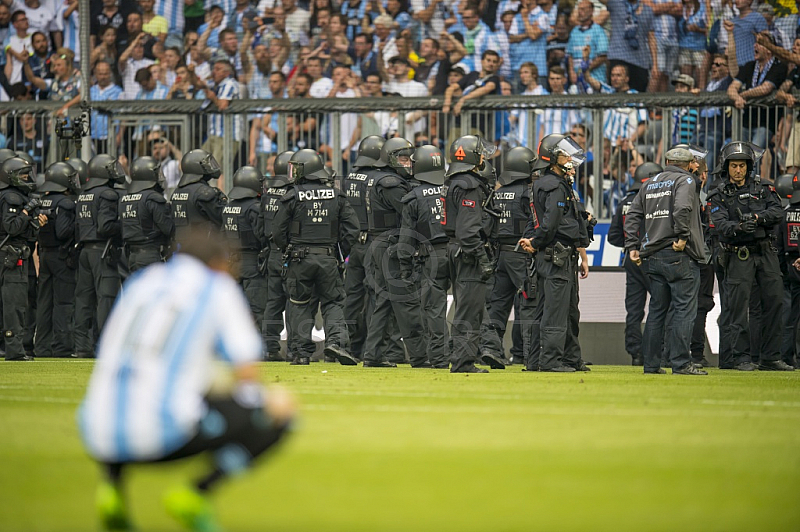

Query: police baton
100,238,113,260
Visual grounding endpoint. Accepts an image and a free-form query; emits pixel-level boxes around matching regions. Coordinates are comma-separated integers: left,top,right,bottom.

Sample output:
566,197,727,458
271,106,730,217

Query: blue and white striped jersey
208,76,242,141
90,83,122,140
57,3,80,62
78,255,262,462
155,0,184,34
599,83,648,144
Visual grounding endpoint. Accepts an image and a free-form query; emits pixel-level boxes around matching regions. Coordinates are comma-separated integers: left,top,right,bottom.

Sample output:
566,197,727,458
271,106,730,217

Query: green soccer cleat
163,485,222,532
96,481,133,531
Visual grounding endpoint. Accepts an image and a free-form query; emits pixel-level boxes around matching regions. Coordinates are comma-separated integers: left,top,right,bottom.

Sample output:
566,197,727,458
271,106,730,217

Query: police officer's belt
302,246,334,255
82,242,107,249
429,241,448,250
498,244,525,253
127,244,161,253
722,242,763,259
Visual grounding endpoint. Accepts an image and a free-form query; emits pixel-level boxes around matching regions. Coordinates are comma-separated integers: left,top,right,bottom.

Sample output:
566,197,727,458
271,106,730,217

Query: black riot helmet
633,162,663,187
14,151,37,186
288,149,329,182
713,141,764,179
39,162,78,194
229,166,262,200
379,137,415,177
447,135,497,177
355,135,385,168
180,149,221,185
791,174,800,205
87,154,127,188
0,157,35,193
411,145,445,185
478,160,496,188
129,156,162,193
269,150,293,187
67,158,89,191
533,134,586,173
498,146,536,185
0,148,16,165
775,173,793,200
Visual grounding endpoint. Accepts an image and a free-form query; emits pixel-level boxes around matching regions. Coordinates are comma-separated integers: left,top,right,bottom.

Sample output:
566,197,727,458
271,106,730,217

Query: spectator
411,0,452,41
286,73,320,150
777,38,800,174
184,0,205,33
540,65,579,141
90,26,119,80
149,132,182,192
196,59,242,179
19,0,56,44
443,49,501,144
678,0,707,90
670,73,699,146
139,0,167,43
309,0,335,30
695,53,732,168
607,144,643,213
249,71,287,165
383,55,428,96
117,11,143,51
242,41,271,98
340,0,367,41
58,0,80,62
494,10,514,80
229,0,259,41
267,36,292,76
7,112,47,174
351,32,380,80
154,0,184,48
283,0,311,46
647,0,681,92
546,13,571,76
92,0,126,49
373,13,399,64
28,47,80,118
567,0,609,88
322,65,361,168
197,5,224,50
323,14,352,73
386,0,412,33
25,31,49,81
135,65,167,100
186,41,211,84
508,62,547,148
724,0,766,67
0,4,11,48
728,32,786,179
119,33,154,99
5,10,32,86
306,55,333,97
456,5,498,74
602,0,657,93
509,0,551,87
310,8,333,50
160,47,181,89
209,28,244,77
166,63,200,99
757,4,785,50
586,63,648,146
707,0,736,55
415,37,447,94
361,71,398,137
495,0,522,29
89,61,122,154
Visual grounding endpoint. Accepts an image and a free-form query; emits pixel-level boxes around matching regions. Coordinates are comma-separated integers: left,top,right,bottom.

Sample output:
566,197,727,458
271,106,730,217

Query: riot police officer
362,137,431,368
479,147,535,365
342,135,384,359
223,165,267,324
170,149,227,246
74,153,124,359
608,162,662,366
0,157,39,360
708,142,793,371
519,134,590,373
273,149,359,366
121,156,174,272
442,135,505,373
260,151,293,361
35,162,78,358
775,173,800,367
397,144,449,369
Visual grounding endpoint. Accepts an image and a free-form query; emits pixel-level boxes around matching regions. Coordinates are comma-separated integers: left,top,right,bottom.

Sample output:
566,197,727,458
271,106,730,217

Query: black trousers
284,253,349,359
690,262,715,359
421,247,450,367
536,251,582,370
344,240,369,358
127,247,162,273
0,253,29,360
35,248,76,357
448,243,488,371
480,250,527,360
723,249,783,365
781,280,800,366
239,252,267,326
623,256,650,360
74,246,121,358
263,247,287,356
519,255,541,369
24,247,36,353
363,238,428,366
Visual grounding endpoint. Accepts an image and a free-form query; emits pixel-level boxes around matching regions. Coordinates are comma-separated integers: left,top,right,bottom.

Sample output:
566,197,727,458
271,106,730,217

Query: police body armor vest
261,184,288,244
171,181,213,230
119,189,163,245
223,198,261,250
410,183,447,244
784,205,800,252
343,166,379,231
442,172,484,239
494,181,529,243
76,184,112,243
367,171,407,234
0,188,30,244
531,171,582,246
38,193,73,248
289,183,339,245
718,179,769,245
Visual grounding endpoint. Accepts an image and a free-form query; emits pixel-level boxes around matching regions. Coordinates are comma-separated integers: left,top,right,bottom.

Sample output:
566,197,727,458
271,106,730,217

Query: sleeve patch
462,199,475,208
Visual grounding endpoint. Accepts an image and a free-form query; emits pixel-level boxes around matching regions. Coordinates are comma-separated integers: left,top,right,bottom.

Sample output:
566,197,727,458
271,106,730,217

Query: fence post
592,108,604,218
222,113,234,194
331,111,342,176
731,106,742,141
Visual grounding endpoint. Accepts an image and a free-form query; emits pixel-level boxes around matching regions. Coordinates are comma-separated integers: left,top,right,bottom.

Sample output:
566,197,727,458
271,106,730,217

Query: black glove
23,197,41,213
477,251,494,281
739,219,757,234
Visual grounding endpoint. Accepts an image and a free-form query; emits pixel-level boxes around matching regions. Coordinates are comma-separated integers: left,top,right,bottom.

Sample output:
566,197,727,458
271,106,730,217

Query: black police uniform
35,192,76,357
398,181,449,368
608,185,650,364
363,170,430,367
442,169,495,372
273,181,359,362
776,200,800,366
74,184,121,358
223,196,267,322
119,190,174,272
708,177,784,368
260,180,290,358
479,178,530,362
170,179,226,245
526,169,589,371
0,186,37,360
690,186,716,365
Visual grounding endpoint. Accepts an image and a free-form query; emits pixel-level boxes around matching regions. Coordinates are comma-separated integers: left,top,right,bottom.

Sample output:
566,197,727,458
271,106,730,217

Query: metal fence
0,92,791,220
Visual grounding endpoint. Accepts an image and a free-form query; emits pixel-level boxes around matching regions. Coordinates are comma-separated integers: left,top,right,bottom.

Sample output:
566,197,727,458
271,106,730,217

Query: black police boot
411,360,433,368
673,364,708,375
450,364,489,374
480,350,506,370
264,352,285,362
363,359,397,368
644,368,666,374
631,355,643,366
290,356,310,365
758,360,795,371
734,361,757,371
572,361,591,372
692,356,711,368
6,355,34,361
324,346,358,366
540,366,576,373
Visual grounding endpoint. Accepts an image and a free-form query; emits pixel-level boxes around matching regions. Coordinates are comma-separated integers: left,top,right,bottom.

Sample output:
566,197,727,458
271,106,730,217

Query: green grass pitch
1,361,799,531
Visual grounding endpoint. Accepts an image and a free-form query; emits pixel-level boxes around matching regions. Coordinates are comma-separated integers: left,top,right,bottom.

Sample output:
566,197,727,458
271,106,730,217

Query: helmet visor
287,161,302,183
391,147,415,169
553,137,586,167
106,160,128,184
200,153,222,177
478,137,497,159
